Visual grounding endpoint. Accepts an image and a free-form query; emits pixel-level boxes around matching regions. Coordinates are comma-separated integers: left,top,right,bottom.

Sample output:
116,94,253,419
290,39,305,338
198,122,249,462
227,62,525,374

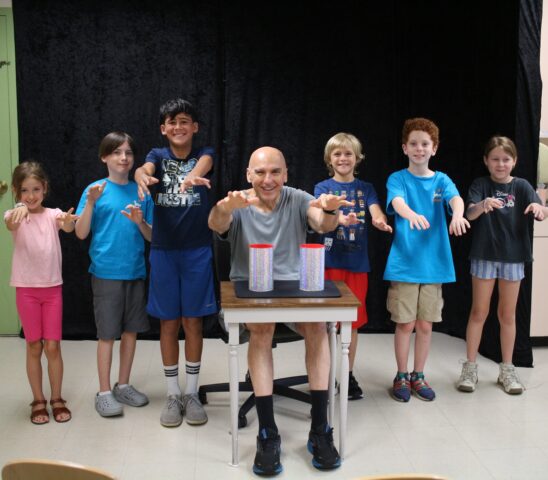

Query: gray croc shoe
160,394,183,427
182,393,208,425
95,392,123,417
113,383,149,407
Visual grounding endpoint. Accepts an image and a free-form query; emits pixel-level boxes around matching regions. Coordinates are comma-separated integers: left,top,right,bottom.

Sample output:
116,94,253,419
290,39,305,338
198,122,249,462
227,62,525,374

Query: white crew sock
184,361,201,395
164,364,182,396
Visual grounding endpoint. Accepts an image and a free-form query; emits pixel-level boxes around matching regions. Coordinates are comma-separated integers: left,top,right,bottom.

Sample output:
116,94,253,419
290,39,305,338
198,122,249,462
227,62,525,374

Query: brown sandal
50,398,72,423
30,399,49,425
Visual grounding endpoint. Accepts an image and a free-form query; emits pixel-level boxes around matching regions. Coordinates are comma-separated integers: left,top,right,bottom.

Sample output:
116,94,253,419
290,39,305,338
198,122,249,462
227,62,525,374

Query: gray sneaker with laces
160,394,183,427
457,360,478,392
113,383,149,407
182,393,208,425
95,392,123,417
498,363,524,394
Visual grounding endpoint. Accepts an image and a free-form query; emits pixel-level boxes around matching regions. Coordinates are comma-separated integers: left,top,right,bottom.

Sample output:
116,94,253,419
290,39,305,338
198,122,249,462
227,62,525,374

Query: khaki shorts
386,282,443,324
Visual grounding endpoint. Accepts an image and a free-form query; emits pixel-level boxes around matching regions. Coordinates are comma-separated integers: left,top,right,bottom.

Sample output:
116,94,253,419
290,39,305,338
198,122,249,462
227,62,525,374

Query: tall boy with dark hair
135,98,217,427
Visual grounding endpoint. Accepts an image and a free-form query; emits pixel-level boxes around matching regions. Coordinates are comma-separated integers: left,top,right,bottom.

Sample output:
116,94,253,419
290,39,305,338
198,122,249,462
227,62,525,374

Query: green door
0,7,20,335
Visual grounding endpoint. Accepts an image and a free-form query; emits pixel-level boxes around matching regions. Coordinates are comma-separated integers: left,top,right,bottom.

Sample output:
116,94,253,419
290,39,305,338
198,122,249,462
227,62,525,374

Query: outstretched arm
180,154,213,193
75,182,106,239
369,204,392,233
466,197,504,221
208,189,259,234
524,202,548,221
134,162,159,200
57,207,79,233
4,204,29,231
307,194,354,233
338,211,360,226
391,196,430,230
121,203,152,242
448,196,470,236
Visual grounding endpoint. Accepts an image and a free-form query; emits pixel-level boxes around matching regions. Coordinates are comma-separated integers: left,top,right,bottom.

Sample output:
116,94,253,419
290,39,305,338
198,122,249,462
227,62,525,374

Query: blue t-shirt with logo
383,169,459,283
76,179,154,280
314,178,379,272
145,146,214,250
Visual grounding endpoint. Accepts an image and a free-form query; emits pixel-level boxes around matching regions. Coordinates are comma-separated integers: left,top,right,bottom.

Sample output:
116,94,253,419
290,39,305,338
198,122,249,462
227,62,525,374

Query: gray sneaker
160,394,183,427
112,383,149,407
182,393,208,425
95,392,123,417
498,363,524,394
457,360,478,392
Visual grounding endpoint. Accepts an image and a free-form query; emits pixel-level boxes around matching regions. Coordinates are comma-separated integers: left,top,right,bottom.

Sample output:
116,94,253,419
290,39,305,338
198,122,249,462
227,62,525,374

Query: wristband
14,202,26,209
322,208,337,215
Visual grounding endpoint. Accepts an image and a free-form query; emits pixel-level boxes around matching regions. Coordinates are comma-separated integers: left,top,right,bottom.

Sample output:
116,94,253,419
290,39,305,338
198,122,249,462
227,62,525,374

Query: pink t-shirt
5,208,63,287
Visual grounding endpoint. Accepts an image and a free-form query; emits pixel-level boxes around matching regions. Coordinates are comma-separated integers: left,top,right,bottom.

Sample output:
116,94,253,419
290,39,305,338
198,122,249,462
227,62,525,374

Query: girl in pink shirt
4,161,78,425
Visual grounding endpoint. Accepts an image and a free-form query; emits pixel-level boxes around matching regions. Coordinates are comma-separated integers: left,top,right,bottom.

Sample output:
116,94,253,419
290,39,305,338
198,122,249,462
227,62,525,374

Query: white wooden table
220,280,360,467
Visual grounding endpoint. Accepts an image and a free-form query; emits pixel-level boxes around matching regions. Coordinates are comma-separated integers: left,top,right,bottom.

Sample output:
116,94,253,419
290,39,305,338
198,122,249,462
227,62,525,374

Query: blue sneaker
307,424,341,470
391,372,411,402
253,428,282,476
410,371,436,401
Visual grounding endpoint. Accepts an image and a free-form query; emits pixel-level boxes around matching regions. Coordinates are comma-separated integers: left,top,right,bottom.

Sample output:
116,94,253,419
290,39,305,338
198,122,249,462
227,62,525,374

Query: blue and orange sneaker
410,371,436,401
391,372,411,402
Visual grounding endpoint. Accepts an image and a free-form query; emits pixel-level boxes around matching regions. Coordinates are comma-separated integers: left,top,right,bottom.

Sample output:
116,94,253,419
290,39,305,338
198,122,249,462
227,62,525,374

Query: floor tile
0,334,547,480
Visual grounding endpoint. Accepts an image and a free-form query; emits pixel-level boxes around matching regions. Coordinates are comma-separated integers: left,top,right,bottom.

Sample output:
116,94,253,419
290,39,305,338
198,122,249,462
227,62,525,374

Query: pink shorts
15,286,63,342
325,269,368,328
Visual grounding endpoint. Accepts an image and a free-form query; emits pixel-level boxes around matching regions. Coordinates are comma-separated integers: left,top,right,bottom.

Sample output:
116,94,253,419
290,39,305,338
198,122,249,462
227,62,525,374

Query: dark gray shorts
91,276,150,340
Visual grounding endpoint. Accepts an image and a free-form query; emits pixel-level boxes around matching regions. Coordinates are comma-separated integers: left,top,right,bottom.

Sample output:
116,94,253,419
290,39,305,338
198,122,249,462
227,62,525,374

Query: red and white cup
299,243,325,291
249,244,274,292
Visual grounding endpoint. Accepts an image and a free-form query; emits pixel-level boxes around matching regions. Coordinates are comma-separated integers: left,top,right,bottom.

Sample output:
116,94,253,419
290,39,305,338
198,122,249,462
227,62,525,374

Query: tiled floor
1,333,547,480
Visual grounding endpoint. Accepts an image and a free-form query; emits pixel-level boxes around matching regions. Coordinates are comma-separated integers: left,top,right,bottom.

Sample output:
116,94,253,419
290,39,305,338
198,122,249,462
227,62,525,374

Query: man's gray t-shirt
226,187,313,281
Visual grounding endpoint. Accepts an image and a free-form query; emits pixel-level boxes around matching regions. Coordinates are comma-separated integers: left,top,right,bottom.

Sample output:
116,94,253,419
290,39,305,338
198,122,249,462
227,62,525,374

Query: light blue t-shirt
76,178,154,280
383,169,459,283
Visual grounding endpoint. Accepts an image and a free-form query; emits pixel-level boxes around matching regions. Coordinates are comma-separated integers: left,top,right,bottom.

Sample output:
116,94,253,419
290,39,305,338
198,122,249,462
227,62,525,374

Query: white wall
541,9,548,136
0,1,12,7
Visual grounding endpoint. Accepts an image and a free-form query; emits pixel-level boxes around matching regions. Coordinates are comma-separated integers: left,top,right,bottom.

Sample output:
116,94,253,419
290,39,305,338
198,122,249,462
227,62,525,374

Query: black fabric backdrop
12,0,542,366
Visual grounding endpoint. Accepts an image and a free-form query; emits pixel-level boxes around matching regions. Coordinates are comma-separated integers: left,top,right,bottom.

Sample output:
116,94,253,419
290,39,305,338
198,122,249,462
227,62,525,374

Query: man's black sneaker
307,425,341,470
348,372,364,400
253,428,282,476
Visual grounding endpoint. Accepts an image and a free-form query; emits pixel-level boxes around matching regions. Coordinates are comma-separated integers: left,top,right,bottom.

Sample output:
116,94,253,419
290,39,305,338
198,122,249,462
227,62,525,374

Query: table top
220,281,361,310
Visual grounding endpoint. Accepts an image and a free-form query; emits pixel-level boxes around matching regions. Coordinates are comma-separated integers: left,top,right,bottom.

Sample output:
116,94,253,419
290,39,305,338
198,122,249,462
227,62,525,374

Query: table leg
328,322,337,426
228,323,240,467
339,320,351,460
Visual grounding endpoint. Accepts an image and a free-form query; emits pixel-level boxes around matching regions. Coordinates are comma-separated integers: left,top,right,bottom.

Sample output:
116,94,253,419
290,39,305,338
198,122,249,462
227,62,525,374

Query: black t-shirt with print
467,176,540,262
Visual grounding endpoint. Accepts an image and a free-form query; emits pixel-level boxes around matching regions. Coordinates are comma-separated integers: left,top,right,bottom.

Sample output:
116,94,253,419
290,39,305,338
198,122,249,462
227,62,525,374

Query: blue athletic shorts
148,246,218,319
470,258,525,281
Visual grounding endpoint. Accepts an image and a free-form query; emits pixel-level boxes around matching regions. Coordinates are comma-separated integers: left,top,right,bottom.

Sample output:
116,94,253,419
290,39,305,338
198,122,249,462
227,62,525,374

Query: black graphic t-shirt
467,176,540,262
145,146,214,249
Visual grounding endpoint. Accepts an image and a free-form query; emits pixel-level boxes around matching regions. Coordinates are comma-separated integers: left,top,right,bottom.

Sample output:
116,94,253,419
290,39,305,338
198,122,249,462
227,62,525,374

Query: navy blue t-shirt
145,146,214,250
314,178,379,272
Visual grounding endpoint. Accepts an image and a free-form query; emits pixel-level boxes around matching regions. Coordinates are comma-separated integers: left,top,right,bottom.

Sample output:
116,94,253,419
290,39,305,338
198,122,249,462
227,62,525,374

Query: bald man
209,147,352,475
